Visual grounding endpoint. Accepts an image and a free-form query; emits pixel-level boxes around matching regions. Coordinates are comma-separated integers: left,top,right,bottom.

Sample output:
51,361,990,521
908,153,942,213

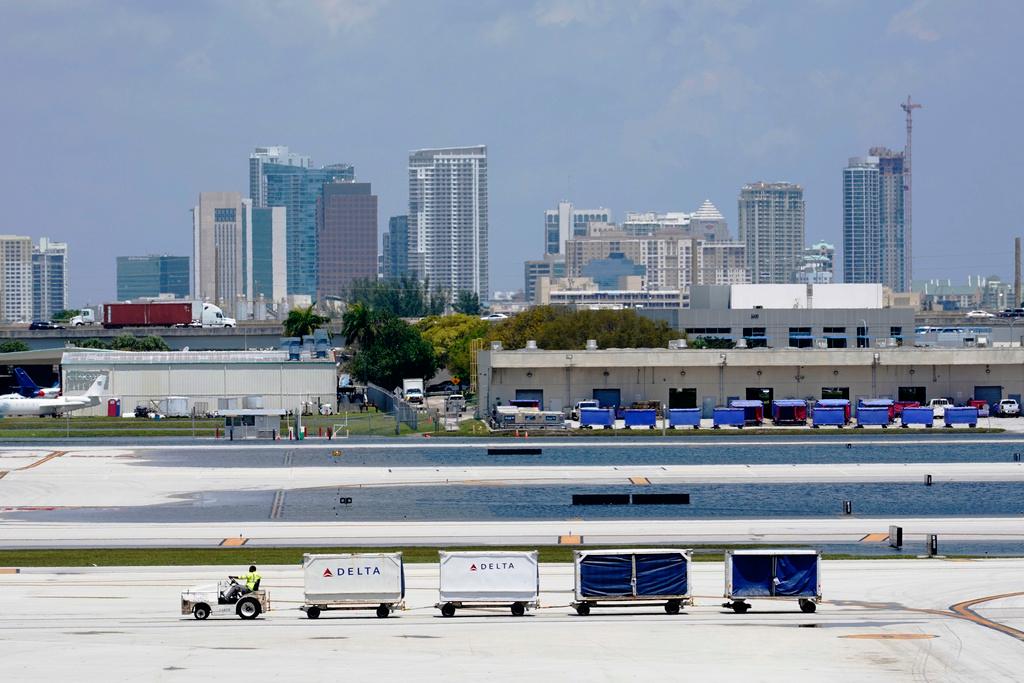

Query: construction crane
901,96,922,287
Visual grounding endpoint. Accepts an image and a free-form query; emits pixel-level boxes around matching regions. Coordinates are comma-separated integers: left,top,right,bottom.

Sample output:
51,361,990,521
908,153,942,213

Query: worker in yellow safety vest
225,565,262,601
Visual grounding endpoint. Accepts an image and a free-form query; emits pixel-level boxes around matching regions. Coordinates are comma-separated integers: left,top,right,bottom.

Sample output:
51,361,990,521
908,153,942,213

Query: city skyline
2,2,1022,306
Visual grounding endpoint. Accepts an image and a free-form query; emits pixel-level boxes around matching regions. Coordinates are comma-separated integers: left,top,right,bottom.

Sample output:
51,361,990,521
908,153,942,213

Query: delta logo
322,566,382,577
469,562,515,571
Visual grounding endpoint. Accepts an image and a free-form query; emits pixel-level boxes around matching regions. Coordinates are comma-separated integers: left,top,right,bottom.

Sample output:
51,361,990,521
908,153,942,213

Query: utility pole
901,96,922,289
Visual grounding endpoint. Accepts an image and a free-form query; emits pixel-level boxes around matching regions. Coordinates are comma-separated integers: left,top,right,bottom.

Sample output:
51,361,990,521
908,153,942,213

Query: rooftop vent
668,339,687,350
525,340,538,350
490,341,503,351
586,339,598,350
736,338,748,349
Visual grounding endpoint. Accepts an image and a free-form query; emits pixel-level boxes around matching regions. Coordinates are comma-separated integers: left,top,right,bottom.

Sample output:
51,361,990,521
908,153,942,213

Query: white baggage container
301,552,405,619
436,550,539,617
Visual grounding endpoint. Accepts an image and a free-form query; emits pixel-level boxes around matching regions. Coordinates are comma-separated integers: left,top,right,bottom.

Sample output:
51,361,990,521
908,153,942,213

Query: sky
2,0,1023,307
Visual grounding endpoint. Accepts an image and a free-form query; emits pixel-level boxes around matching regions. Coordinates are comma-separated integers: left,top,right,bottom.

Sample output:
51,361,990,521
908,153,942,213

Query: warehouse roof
61,350,334,365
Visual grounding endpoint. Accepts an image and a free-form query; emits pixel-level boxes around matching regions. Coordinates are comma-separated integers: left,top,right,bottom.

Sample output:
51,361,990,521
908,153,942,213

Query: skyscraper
408,146,488,302
259,160,354,297
32,237,68,320
0,235,33,322
738,182,805,284
249,146,311,209
192,192,247,309
544,202,611,255
383,215,410,279
248,207,287,305
116,255,190,300
316,182,378,299
842,149,908,291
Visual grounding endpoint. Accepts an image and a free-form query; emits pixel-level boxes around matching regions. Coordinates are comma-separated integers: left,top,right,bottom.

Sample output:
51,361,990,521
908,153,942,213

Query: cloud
531,0,612,28
887,0,940,42
311,0,389,33
482,13,519,45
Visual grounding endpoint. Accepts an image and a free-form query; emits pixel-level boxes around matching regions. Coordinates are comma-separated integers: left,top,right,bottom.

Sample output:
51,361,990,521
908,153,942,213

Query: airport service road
0,560,1022,682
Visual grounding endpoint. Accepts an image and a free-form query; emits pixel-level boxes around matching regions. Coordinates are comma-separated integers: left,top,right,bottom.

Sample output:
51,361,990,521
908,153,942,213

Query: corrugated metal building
61,351,336,417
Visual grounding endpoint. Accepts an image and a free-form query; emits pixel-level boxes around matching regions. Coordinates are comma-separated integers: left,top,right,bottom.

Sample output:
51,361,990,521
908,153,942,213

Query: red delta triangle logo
470,564,477,571
323,568,332,578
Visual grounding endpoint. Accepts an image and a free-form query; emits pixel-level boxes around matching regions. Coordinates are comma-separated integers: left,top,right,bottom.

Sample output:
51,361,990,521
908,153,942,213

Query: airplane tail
14,368,42,397
84,374,108,397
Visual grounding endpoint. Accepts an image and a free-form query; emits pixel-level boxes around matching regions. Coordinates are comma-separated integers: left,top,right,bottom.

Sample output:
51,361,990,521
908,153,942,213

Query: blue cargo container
668,408,701,429
623,409,657,429
579,407,614,429
856,407,891,427
816,399,850,422
713,407,746,429
572,549,691,615
724,549,821,613
901,406,935,427
812,407,846,427
729,399,764,425
944,406,978,428
771,399,807,425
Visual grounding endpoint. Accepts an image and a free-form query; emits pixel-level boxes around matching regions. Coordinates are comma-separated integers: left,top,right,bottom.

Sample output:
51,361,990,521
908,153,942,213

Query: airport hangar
59,350,337,417
476,345,1024,414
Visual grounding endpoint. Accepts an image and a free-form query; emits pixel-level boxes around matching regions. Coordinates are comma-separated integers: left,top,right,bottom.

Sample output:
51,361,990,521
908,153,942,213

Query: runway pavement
0,560,1022,681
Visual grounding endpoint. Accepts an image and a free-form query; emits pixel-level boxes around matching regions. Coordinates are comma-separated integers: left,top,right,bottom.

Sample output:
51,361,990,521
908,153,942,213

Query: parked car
571,400,600,421
29,321,64,330
480,312,509,321
997,399,1020,417
965,310,995,319
927,398,951,417
444,394,466,414
426,380,459,395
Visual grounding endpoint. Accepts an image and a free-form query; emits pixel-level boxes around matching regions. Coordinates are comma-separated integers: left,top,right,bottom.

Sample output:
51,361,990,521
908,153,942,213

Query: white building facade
0,235,33,322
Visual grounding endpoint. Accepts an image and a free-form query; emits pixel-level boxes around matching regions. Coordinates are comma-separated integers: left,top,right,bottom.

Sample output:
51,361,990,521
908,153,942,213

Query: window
214,208,237,222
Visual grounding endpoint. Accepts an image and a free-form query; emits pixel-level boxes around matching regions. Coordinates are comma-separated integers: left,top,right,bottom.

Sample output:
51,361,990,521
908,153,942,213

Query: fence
365,382,419,432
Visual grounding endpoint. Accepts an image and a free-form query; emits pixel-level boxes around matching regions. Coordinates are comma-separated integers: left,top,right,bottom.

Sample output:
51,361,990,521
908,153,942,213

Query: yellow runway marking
220,537,248,547
0,471,7,479
0,568,19,574
948,591,1024,642
17,451,67,471
859,533,889,543
559,535,582,545
629,477,651,485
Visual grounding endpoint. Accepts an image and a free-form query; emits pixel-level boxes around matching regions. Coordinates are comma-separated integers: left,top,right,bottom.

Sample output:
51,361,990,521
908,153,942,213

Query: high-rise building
544,203,611,255
524,254,567,303
738,182,805,284
316,182,378,299
116,255,190,301
248,207,287,304
622,201,730,241
843,150,908,291
259,160,354,297
408,146,488,302
249,146,311,209
192,192,247,309
383,215,410,279
32,237,68,320
795,241,835,285
0,235,33,322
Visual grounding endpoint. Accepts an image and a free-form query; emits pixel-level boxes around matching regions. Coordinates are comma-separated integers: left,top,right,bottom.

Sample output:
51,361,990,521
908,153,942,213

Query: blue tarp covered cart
816,399,850,422
901,406,934,427
724,549,821,613
858,398,895,421
856,407,891,427
713,407,746,429
944,406,979,428
812,407,846,427
729,400,764,426
771,399,807,425
623,409,657,429
579,408,614,429
668,408,701,429
572,549,691,615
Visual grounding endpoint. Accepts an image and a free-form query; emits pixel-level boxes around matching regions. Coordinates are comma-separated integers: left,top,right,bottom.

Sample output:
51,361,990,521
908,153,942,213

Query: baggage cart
771,399,807,426
723,549,821,614
855,407,891,427
436,551,539,617
580,407,614,429
816,399,850,422
572,548,691,616
901,406,934,427
729,399,764,425
944,406,978,428
712,407,745,429
858,398,895,421
668,408,701,429
301,553,405,619
623,408,657,429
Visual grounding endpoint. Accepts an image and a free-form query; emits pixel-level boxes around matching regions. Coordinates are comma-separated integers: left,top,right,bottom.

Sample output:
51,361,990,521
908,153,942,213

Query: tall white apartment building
408,146,488,302
33,237,68,320
738,182,806,284
0,235,33,322
192,192,248,309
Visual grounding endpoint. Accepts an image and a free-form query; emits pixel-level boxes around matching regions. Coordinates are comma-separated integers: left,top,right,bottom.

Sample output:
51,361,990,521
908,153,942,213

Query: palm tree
340,303,385,348
283,305,330,338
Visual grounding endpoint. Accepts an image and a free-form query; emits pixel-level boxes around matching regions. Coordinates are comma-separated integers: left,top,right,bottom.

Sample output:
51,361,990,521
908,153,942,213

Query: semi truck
98,302,236,329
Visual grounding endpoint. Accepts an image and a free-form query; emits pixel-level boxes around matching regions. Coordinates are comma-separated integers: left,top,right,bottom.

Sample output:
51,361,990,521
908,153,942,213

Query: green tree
350,315,438,389
0,340,29,353
77,335,170,351
484,306,675,350
340,303,385,348
453,291,482,316
417,314,488,382
346,276,447,317
51,309,80,322
283,305,330,338
78,338,109,349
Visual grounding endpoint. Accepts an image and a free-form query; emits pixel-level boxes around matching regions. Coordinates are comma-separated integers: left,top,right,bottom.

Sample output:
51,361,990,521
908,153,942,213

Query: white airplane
0,375,107,417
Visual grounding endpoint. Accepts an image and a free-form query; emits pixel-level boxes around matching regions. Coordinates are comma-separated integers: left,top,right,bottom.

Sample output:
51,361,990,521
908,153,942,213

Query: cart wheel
511,602,526,617
664,600,681,615
731,602,749,614
575,603,591,616
306,606,321,619
376,605,391,619
193,603,210,620
441,602,456,618
236,597,261,620
799,599,817,614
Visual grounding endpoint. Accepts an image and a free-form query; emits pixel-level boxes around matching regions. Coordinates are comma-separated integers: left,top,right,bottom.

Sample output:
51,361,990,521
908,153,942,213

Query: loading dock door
593,388,622,410
746,387,773,411
973,386,1002,410
898,386,926,404
514,389,544,407
669,388,697,409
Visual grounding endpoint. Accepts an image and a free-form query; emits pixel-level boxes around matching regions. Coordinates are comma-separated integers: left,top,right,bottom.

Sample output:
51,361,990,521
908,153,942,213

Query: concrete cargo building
61,350,336,417
477,346,1024,416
